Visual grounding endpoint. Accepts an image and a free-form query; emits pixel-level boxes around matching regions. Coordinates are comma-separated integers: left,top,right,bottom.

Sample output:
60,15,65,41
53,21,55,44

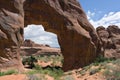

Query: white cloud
24,25,60,48
87,10,95,20
87,11,120,28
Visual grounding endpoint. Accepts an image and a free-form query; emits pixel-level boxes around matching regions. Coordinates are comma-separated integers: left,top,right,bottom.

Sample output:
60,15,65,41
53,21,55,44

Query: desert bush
89,67,101,75
22,56,37,68
103,59,120,80
35,54,64,67
26,74,46,80
93,55,115,66
38,67,63,80
23,54,64,80
26,65,64,80
63,75,75,80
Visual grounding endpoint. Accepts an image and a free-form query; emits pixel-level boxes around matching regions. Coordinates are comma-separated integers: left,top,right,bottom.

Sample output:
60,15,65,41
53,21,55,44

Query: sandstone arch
0,0,101,71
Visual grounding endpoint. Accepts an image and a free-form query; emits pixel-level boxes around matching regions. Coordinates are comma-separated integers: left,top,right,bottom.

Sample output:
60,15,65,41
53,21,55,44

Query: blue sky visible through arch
24,1,120,47
24,25,60,48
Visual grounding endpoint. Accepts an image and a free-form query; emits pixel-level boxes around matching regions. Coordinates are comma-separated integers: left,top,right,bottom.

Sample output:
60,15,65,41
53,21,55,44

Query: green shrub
0,70,18,76
34,64,42,70
103,59,120,80
89,67,101,75
35,54,63,67
63,75,75,80
26,65,64,80
39,67,64,80
93,55,115,66
79,70,86,76
23,54,64,80
22,56,37,68
27,74,46,80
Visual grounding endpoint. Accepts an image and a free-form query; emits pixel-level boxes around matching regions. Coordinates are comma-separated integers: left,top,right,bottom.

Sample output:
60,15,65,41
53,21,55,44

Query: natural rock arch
0,0,101,71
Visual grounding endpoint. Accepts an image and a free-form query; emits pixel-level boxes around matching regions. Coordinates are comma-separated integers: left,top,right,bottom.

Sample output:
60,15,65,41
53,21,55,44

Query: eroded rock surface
24,0,101,71
0,0,24,70
97,25,120,58
0,0,101,71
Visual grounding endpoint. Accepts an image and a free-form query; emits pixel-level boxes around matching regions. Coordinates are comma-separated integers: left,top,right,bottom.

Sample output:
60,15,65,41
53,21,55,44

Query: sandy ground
0,74,26,80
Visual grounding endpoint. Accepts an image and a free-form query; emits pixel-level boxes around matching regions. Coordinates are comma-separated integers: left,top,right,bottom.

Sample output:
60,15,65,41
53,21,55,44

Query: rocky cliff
0,0,101,71
0,0,24,71
97,25,120,58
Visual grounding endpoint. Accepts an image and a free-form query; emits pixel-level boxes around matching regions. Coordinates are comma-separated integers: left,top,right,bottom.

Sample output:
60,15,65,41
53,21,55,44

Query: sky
24,0,120,47
24,25,60,48
80,0,120,28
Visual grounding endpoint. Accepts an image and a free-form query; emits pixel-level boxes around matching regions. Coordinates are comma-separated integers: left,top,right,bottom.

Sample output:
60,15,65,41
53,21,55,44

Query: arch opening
24,25,60,48
21,24,63,69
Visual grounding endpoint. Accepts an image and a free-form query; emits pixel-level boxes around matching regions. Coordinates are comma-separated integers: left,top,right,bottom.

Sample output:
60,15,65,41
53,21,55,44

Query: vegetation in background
93,55,116,66
22,56,37,68
0,70,18,76
35,54,63,67
26,74,47,80
78,55,118,76
26,66,64,80
62,75,75,80
22,53,63,68
22,54,64,80
103,59,120,80
0,54,119,80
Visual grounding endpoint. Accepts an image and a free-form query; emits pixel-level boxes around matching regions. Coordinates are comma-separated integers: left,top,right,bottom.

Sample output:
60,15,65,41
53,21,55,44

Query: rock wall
97,25,120,58
0,0,101,71
0,0,25,71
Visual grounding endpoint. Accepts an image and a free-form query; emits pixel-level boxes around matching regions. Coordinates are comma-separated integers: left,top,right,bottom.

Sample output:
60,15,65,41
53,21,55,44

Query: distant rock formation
97,25,120,58
22,39,50,47
0,0,101,71
20,39,60,56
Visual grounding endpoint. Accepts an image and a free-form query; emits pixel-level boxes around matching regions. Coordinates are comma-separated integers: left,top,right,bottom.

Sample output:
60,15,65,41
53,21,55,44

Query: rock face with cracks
97,25,120,58
0,0,101,71
0,0,24,70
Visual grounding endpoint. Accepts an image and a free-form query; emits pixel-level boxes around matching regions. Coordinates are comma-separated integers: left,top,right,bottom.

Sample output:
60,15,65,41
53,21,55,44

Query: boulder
0,0,101,71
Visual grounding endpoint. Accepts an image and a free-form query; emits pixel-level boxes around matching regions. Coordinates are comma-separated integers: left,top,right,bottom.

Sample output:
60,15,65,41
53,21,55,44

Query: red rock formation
20,40,60,56
0,0,101,71
0,0,24,71
24,0,101,71
22,39,50,47
97,25,120,58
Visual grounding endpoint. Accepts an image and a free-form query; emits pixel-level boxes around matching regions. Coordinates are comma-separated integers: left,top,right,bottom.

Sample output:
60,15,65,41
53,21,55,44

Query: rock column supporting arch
0,0,24,70
0,0,101,71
